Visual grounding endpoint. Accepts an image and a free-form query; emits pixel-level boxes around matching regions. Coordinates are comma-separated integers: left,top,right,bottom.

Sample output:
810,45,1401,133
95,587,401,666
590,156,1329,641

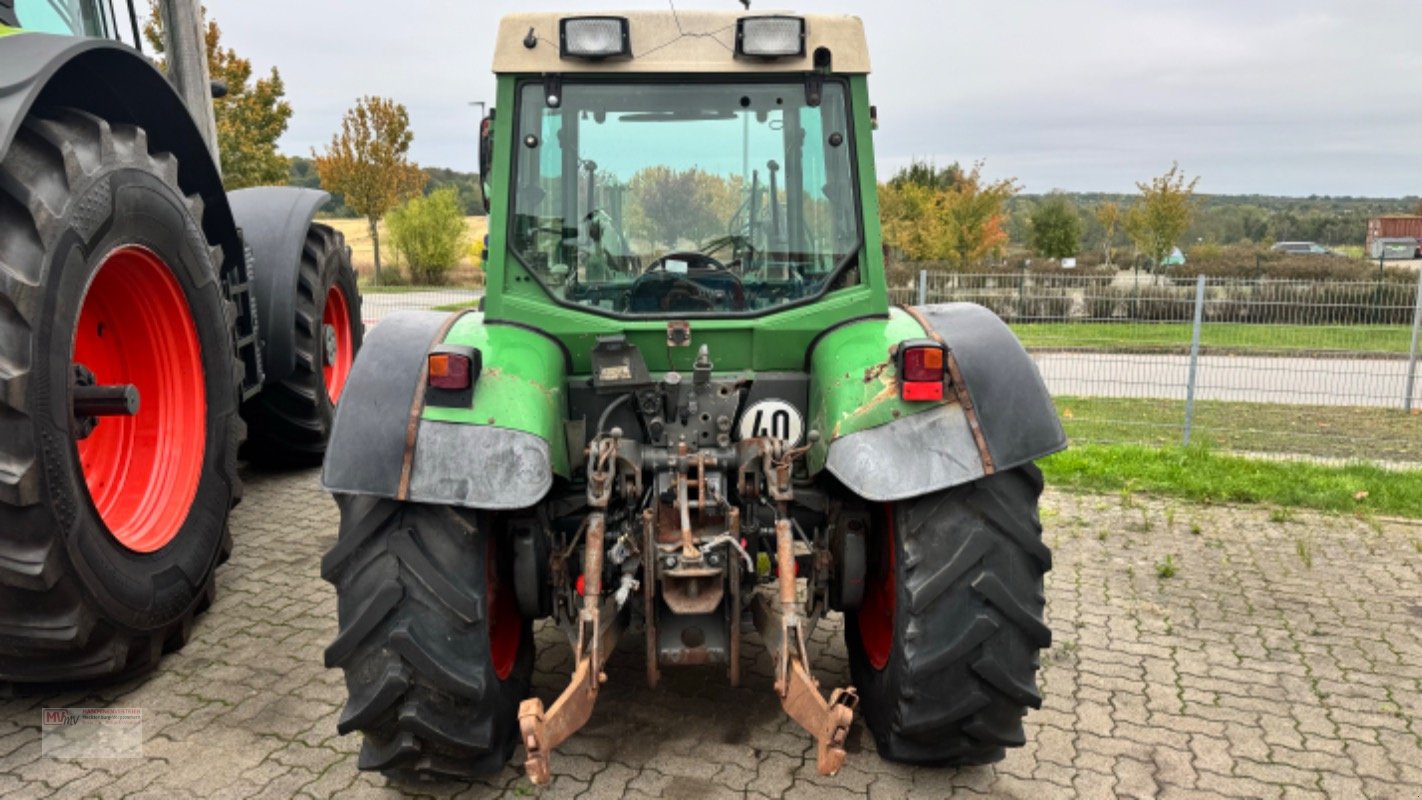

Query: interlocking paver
3,468,1422,797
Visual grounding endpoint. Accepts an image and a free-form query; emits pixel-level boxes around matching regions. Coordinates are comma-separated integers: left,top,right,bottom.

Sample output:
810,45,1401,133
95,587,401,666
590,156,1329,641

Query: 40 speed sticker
738,399,804,446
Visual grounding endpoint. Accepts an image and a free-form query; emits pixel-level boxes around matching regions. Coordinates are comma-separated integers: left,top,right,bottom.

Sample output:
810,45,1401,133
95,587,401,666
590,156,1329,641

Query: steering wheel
629,251,746,312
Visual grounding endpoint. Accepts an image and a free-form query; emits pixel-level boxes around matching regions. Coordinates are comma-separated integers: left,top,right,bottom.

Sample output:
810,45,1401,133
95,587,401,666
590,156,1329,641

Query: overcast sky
180,0,1422,197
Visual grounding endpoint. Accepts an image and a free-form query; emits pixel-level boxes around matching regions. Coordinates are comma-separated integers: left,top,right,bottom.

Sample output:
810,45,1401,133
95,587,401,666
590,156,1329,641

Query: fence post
1182,274,1207,446
1405,269,1422,413
917,269,927,306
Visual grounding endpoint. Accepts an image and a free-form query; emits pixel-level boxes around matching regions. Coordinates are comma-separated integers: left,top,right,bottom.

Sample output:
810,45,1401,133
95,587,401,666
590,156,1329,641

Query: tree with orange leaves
880,160,1017,269
313,97,427,284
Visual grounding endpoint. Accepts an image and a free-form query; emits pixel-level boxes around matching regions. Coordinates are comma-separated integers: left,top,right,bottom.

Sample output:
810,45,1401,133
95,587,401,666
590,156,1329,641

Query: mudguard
227,186,333,385
0,32,239,274
322,311,569,511
810,303,1064,502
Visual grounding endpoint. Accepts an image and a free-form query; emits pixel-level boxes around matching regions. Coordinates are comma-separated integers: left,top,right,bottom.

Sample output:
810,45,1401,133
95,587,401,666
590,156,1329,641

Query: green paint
0,24,23,37
805,308,935,474
424,313,571,477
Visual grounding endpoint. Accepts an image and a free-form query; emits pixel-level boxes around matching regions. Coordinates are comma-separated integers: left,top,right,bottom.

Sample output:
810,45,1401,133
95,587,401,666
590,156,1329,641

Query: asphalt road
1033,352,1420,408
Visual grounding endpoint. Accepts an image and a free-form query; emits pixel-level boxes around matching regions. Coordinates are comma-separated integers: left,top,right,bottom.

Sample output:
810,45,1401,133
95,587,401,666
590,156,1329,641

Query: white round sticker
738,400,805,446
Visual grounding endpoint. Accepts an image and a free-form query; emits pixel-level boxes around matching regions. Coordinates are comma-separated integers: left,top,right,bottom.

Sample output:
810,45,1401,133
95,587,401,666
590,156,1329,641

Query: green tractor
322,10,1063,783
0,0,362,682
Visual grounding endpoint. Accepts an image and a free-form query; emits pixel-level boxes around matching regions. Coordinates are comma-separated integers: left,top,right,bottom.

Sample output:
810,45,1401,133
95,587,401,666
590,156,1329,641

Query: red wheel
322,284,354,403
857,504,896,670
487,535,522,680
72,246,206,554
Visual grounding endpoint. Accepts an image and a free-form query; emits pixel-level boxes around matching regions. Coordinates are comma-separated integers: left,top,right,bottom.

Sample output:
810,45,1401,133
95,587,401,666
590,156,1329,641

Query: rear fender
322,312,569,511
809,304,1064,502
227,186,333,385
0,33,238,275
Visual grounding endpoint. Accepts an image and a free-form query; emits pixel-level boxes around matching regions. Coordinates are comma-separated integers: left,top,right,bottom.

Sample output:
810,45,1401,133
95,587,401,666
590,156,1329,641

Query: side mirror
479,111,495,213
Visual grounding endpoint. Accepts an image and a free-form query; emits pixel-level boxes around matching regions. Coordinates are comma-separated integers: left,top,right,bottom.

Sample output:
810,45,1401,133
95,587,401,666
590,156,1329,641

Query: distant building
1365,215,1422,253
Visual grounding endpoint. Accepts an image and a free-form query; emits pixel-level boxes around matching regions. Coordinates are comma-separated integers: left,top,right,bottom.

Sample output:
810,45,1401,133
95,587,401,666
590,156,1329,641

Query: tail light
426,345,481,406
897,340,946,402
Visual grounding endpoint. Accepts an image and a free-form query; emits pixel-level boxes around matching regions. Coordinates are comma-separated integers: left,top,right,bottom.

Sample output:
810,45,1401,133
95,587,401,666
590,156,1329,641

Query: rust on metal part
900,304,995,474
666,320,691,347
395,310,472,499
642,509,660,690
520,512,622,785
944,350,994,474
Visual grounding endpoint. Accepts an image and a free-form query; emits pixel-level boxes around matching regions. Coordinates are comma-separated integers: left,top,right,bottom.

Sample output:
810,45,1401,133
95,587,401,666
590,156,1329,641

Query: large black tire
240,223,361,467
0,108,241,682
323,496,533,780
847,466,1052,765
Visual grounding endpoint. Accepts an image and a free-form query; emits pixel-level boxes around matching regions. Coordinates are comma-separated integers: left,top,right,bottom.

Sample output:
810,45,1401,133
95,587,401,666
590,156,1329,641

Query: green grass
1042,444,1422,518
1055,396,1422,463
1012,321,1413,354
432,300,481,312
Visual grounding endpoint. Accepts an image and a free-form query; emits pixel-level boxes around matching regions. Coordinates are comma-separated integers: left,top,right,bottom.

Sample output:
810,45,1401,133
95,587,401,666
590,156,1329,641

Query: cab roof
492,11,869,74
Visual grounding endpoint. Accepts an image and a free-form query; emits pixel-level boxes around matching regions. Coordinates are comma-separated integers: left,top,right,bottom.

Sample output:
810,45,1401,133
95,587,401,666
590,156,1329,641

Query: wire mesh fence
902,268,1422,467
358,266,1422,468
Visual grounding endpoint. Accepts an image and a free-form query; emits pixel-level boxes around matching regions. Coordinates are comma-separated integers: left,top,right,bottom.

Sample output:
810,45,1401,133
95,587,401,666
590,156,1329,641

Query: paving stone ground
4,468,1422,799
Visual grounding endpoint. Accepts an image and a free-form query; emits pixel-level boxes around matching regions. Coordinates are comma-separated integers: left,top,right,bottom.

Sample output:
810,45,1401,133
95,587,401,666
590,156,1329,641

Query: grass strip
1041,444,1422,518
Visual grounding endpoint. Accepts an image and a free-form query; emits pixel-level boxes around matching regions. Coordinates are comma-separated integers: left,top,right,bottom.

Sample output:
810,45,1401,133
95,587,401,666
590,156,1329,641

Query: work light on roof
561,16,632,60
736,16,806,59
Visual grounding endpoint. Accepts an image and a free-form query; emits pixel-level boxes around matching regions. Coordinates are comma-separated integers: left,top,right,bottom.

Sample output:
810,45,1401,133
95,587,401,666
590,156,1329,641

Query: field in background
320,216,489,287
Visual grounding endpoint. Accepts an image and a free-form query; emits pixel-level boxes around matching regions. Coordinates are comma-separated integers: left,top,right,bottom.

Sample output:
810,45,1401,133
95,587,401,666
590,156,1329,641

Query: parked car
1271,241,1337,256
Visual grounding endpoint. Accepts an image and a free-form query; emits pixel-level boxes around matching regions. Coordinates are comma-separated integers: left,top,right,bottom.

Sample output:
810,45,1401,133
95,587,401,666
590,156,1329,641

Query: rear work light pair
897,340,949,402
560,15,806,60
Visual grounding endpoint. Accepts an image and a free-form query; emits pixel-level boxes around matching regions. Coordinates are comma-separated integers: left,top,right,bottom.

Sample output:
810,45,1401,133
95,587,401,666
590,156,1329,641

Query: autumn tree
880,160,1018,269
1094,201,1123,268
1030,193,1081,259
143,3,292,189
314,97,426,283
1125,163,1201,268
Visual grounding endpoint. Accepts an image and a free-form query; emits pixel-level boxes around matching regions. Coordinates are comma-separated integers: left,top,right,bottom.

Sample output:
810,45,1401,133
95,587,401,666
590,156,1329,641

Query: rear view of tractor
322,10,1063,783
0,0,361,682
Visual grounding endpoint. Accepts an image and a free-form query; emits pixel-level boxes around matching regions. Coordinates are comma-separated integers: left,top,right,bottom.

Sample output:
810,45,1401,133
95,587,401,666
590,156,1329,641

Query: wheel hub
323,323,338,367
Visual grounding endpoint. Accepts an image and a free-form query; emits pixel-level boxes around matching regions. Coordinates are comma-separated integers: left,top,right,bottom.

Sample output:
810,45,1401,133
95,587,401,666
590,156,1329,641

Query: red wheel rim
858,505,896,670
73,246,206,554
487,536,521,680
322,285,354,403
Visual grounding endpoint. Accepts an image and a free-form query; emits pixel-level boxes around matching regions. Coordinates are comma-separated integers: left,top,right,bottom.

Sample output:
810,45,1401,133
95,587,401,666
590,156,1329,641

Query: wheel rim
487,536,522,680
73,246,206,554
858,505,896,670
321,285,354,403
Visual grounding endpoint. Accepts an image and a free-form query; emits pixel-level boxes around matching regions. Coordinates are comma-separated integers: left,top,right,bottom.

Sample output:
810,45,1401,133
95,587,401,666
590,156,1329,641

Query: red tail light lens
429,352,472,390
898,341,946,402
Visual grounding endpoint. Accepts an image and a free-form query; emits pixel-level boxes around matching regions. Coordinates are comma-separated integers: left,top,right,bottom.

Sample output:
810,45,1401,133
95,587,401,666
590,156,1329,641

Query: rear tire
323,496,533,780
240,223,361,467
846,466,1051,765
0,108,240,682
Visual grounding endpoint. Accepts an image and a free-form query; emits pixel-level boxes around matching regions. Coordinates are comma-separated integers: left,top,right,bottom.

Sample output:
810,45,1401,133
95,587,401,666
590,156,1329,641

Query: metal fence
360,268,1422,467
901,269,1422,467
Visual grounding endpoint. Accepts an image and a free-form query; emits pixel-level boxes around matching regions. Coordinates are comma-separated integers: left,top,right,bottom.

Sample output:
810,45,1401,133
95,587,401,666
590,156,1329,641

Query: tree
143,3,292,189
313,97,426,284
888,159,964,192
386,188,469,285
1030,193,1081,259
1094,201,1122,267
880,160,1018,268
625,167,740,248
1124,163,1201,268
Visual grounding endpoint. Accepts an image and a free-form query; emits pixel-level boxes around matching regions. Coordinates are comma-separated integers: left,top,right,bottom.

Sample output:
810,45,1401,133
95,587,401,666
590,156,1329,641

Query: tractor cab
3,0,127,39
